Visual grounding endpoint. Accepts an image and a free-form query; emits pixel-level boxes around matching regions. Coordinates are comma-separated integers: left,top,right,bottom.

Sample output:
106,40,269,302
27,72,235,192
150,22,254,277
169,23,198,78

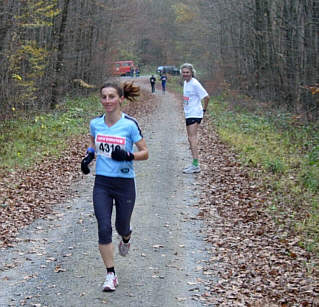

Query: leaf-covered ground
196,119,319,306
0,89,156,248
1,88,319,305
0,141,84,246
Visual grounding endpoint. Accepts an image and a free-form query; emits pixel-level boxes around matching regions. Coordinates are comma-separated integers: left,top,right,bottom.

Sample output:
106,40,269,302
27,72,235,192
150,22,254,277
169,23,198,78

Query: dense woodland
0,0,318,120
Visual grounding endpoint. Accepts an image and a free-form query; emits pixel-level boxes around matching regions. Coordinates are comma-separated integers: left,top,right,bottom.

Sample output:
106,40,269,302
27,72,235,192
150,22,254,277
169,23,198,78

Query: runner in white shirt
180,63,210,174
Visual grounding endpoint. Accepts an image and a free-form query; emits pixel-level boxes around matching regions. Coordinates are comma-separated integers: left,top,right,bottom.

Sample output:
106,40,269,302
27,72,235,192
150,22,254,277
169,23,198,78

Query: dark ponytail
123,81,140,101
100,81,140,102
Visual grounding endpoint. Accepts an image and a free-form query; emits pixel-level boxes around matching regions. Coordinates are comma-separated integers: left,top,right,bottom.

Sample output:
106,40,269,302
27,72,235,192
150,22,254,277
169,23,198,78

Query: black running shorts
185,117,202,126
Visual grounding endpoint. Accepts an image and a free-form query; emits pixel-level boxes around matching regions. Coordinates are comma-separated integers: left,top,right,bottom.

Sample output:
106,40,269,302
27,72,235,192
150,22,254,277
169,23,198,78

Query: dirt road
0,77,210,307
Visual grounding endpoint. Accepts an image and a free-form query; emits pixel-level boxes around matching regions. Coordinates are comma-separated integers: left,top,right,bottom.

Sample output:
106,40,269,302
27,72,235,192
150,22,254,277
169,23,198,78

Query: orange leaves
303,84,319,95
196,119,319,305
0,136,87,247
309,86,319,95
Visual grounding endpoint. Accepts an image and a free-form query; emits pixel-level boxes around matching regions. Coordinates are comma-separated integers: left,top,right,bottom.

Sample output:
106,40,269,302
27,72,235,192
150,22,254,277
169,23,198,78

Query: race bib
183,96,190,105
95,134,126,158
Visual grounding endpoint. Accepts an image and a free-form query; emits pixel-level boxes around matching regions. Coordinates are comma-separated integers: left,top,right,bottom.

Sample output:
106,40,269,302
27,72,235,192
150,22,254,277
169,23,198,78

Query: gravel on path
0,77,210,307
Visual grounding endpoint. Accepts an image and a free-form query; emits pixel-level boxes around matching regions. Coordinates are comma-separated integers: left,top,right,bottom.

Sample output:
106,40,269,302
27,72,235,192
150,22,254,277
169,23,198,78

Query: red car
112,61,135,76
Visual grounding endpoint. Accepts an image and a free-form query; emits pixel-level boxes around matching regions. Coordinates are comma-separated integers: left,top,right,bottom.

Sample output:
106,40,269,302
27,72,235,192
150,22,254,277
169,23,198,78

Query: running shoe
183,165,201,174
119,240,130,257
102,272,118,292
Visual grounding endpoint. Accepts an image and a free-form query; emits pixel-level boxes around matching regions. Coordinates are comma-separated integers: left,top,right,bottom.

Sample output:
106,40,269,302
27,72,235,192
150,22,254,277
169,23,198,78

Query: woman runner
81,81,149,291
180,63,210,174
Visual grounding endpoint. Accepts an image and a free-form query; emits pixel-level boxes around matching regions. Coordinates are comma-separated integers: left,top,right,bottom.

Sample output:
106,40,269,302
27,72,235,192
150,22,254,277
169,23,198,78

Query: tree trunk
51,0,70,109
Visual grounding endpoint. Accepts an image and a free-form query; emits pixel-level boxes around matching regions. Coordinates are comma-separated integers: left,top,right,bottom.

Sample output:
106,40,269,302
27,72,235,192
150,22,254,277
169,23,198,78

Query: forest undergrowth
209,90,319,254
169,75,319,253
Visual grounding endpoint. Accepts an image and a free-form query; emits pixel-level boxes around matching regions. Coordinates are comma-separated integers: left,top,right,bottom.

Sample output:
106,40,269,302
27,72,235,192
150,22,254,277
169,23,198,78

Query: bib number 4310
99,143,121,153
95,134,126,158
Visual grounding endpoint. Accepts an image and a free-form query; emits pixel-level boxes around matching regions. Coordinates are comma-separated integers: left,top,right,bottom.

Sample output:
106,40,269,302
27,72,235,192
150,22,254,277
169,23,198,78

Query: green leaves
208,93,319,257
17,0,60,27
172,3,196,23
0,95,101,170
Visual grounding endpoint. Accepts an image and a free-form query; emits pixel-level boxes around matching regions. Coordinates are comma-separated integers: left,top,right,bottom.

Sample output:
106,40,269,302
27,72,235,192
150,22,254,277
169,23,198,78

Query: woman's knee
98,225,112,244
115,224,130,237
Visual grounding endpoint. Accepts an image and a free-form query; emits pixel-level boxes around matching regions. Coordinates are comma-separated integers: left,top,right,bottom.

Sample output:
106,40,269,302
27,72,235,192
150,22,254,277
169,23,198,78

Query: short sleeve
89,120,95,138
195,80,208,100
130,121,143,144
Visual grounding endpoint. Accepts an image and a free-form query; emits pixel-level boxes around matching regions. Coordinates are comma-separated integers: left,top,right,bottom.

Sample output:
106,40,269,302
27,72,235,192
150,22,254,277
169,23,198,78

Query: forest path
0,77,210,307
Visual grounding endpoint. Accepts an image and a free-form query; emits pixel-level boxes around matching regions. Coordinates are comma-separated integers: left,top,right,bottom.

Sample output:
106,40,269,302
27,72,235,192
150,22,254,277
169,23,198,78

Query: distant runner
149,75,156,93
81,81,149,291
160,73,167,94
180,63,210,174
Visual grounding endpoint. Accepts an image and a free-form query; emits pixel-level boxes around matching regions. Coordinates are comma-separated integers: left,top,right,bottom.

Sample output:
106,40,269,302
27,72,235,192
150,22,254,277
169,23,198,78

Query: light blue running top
90,113,143,178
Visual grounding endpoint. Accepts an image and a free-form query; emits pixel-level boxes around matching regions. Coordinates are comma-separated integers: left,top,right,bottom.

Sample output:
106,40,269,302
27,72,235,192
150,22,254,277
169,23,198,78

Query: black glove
111,147,134,162
81,148,95,174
